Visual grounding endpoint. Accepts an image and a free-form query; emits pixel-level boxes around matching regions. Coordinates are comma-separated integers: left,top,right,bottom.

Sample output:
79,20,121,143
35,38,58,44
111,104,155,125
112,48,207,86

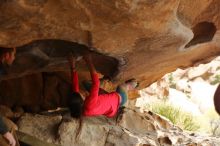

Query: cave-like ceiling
1,0,220,88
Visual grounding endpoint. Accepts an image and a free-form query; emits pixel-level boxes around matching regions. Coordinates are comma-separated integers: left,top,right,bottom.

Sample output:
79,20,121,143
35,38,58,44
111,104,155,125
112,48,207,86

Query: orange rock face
0,0,220,103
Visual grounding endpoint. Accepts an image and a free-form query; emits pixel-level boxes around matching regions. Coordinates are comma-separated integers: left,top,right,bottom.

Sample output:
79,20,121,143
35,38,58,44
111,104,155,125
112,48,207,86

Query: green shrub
210,74,220,85
147,102,200,131
168,73,176,88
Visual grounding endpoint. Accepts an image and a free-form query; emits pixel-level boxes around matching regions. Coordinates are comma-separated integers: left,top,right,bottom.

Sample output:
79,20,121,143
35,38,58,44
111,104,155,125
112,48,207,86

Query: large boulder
17,109,220,146
17,113,62,144
0,0,219,88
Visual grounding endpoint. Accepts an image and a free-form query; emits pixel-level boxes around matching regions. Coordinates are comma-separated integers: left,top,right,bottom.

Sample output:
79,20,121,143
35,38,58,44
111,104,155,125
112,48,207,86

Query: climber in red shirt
67,52,138,118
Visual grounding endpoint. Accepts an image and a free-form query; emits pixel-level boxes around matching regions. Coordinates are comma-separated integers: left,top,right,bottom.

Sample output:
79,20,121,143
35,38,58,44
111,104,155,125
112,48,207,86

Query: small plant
168,73,176,89
150,103,179,124
149,102,200,131
210,74,220,85
210,119,220,136
208,110,220,136
185,92,192,99
162,96,169,101
182,113,200,131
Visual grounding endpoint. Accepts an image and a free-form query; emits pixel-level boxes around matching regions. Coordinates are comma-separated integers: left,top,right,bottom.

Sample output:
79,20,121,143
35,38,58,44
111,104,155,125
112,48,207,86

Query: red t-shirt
72,71,120,117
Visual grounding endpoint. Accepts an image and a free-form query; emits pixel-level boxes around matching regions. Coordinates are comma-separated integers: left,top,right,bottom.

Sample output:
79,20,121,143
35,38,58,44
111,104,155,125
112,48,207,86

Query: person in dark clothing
0,47,16,75
0,116,16,146
0,116,9,135
0,47,17,146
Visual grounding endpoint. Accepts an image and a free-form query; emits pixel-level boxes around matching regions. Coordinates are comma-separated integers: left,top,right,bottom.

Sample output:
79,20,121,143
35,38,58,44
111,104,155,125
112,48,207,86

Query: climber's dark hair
68,92,84,118
68,92,84,139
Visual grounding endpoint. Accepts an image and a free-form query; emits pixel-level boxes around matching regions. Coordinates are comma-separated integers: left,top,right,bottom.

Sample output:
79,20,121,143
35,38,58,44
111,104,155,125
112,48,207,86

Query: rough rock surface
17,113,62,144
0,0,220,110
17,109,220,146
0,0,220,88
0,105,14,118
1,1,220,145
136,57,220,136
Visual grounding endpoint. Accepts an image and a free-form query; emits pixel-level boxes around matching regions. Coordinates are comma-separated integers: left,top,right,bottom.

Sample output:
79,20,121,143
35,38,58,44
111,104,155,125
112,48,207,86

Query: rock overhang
0,0,220,88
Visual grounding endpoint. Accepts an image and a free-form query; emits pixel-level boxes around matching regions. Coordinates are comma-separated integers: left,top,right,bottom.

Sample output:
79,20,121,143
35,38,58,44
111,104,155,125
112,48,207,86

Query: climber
0,47,18,146
67,52,138,118
0,117,17,146
0,47,16,75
